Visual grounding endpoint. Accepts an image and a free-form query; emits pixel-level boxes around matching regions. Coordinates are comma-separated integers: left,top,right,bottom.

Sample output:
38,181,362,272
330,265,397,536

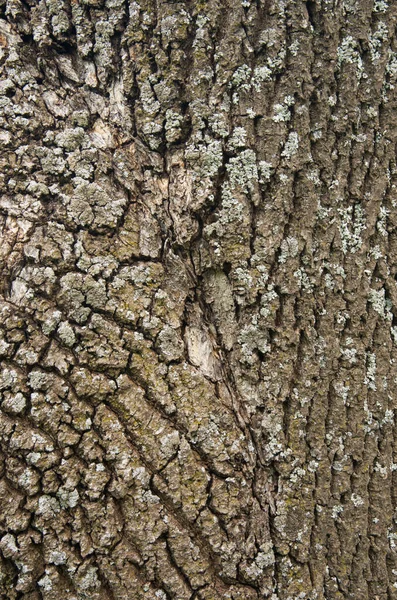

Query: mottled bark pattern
0,0,397,598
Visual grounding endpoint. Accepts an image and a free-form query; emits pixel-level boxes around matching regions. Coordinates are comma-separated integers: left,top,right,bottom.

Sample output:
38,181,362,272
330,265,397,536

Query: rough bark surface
1,0,397,598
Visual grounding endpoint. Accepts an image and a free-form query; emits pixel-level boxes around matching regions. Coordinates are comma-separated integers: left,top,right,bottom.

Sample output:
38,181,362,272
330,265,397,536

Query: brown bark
0,0,397,598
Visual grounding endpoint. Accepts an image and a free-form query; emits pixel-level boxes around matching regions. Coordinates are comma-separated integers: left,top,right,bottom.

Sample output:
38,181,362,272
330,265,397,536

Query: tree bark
0,0,397,598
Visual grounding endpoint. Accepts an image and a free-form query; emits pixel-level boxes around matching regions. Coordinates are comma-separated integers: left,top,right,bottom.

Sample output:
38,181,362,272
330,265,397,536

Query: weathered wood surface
0,0,397,597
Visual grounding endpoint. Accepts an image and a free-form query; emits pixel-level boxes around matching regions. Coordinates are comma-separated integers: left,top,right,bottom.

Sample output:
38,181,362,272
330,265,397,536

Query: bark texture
1,0,397,598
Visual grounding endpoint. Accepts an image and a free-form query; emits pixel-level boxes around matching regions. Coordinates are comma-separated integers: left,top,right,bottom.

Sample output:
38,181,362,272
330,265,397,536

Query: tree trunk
1,0,397,598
